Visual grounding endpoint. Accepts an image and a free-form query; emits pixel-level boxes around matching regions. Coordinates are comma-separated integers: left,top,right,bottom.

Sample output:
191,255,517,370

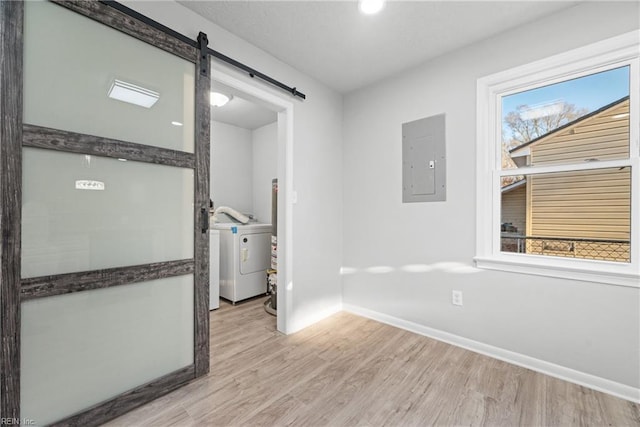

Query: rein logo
0,418,35,425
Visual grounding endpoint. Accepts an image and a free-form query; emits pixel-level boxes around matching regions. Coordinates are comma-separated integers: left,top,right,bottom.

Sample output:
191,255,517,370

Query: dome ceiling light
359,0,385,15
210,92,233,107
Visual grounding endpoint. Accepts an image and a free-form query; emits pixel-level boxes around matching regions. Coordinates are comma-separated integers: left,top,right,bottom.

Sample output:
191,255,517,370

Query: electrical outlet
452,290,463,306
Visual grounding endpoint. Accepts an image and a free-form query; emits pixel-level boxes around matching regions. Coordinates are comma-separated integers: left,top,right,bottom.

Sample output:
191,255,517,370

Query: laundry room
208,81,279,314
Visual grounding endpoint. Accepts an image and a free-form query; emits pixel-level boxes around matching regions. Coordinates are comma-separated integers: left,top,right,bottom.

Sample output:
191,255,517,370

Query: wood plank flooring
104,298,640,426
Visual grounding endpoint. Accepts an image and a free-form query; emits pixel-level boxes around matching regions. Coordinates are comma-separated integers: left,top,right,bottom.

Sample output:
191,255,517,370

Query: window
476,31,639,287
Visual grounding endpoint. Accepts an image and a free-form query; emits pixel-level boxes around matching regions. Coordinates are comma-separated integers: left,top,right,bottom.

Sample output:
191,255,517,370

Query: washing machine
213,223,272,303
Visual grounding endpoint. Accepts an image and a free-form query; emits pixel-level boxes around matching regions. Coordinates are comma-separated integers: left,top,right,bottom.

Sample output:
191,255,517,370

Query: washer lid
212,223,272,232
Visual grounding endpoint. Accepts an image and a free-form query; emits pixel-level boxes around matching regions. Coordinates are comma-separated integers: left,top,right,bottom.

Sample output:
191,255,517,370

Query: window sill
474,255,640,288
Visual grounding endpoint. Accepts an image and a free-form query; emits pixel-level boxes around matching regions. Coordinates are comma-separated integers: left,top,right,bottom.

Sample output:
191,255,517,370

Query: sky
501,66,630,141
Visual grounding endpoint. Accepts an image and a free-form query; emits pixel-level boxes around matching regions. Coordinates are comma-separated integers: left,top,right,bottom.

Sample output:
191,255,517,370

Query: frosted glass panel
21,275,194,426
22,148,194,278
23,0,195,152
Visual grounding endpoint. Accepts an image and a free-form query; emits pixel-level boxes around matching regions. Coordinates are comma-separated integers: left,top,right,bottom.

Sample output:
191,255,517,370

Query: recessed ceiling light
107,79,159,108
210,92,232,107
171,121,183,126
359,0,385,15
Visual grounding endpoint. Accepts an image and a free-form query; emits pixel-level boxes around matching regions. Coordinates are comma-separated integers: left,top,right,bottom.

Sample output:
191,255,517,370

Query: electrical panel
402,114,446,203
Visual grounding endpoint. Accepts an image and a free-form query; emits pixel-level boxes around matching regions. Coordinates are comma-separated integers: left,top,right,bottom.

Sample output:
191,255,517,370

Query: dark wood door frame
0,0,24,421
0,1,210,425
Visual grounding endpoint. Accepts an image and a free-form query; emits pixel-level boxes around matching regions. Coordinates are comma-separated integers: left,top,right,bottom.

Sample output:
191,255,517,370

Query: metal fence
501,234,630,263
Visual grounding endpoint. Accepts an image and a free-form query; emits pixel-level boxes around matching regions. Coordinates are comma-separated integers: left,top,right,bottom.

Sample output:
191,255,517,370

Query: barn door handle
201,208,209,233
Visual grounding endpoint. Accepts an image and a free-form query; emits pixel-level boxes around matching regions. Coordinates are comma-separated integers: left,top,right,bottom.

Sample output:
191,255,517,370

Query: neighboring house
500,179,527,253
501,179,526,234
502,96,630,262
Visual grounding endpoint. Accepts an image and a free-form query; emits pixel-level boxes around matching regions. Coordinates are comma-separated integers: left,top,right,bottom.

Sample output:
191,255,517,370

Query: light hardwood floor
105,298,640,426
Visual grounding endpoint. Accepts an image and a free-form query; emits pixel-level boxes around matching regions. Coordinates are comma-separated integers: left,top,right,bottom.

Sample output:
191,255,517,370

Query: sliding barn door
1,1,210,425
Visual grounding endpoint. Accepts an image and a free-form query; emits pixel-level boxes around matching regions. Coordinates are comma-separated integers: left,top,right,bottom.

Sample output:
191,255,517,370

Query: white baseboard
287,302,343,334
342,303,640,404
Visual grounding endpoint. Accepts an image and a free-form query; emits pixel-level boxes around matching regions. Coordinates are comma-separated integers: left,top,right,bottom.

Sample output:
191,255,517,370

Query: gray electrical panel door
402,114,446,202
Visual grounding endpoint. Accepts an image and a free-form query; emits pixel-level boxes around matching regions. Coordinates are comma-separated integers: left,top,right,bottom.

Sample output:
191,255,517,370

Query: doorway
210,70,293,334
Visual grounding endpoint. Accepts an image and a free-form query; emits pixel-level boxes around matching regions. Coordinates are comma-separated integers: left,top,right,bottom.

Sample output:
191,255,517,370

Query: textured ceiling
179,0,580,94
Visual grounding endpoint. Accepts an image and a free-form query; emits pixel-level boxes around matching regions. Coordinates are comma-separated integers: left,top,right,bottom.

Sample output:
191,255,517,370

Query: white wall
210,119,277,223
211,120,253,215
342,0,640,394
252,122,278,224
126,0,639,397
126,1,344,332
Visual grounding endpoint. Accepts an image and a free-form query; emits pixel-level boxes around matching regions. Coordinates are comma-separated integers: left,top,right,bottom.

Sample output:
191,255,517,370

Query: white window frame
475,30,640,288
